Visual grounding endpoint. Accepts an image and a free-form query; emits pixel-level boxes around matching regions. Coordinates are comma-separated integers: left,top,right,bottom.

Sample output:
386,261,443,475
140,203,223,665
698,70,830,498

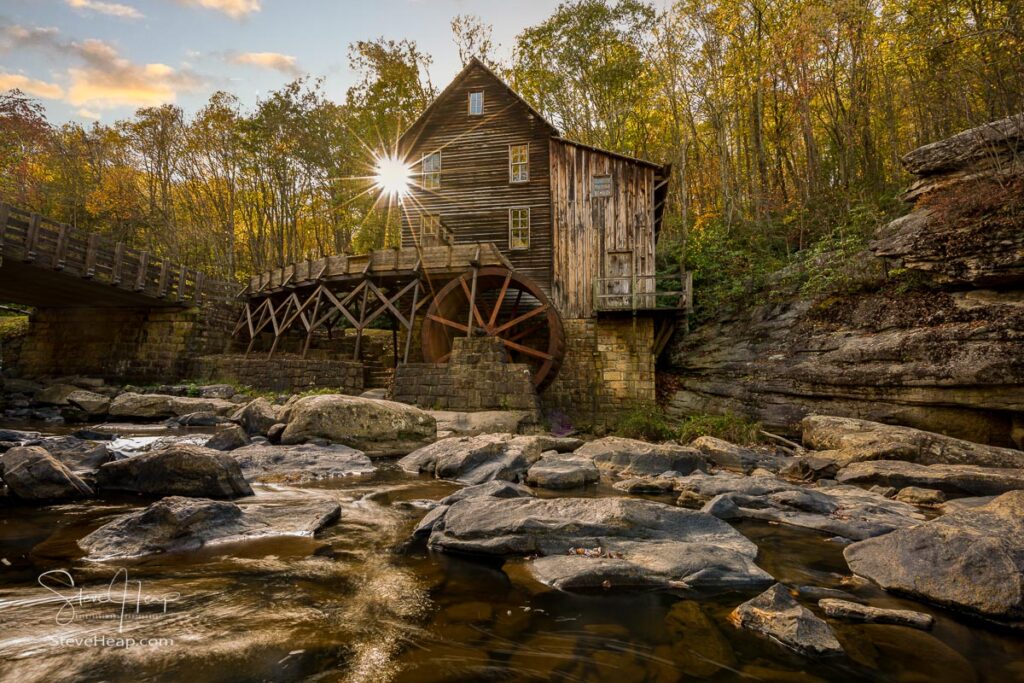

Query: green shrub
678,413,763,445
613,403,676,441
0,315,28,340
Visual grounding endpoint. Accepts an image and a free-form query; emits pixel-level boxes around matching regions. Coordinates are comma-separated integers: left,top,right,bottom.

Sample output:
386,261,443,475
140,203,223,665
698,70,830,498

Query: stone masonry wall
543,317,656,427
195,354,364,394
392,336,538,412
13,302,237,383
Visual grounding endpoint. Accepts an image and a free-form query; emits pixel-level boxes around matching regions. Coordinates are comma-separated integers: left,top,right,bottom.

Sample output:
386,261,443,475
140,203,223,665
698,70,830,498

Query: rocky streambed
1,388,1024,681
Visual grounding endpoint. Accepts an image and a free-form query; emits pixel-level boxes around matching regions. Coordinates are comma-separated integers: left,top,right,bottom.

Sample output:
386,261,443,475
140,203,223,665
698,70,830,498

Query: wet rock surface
729,583,843,656
96,444,254,498
428,496,773,591
429,410,537,437
230,443,374,482
573,436,707,477
205,425,250,452
0,446,93,500
78,495,341,560
411,480,535,538
677,471,924,540
690,435,785,473
818,598,934,630
844,490,1024,622
280,394,436,456
109,393,236,420
835,460,1024,496
233,398,279,436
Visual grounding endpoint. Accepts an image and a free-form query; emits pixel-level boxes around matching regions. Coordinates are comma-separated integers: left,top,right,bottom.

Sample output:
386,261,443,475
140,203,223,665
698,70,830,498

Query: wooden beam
157,259,170,297
84,233,99,278
53,224,68,270
0,203,8,267
403,280,421,364
134,251,149,291
112,241,124,285
24,213,40,263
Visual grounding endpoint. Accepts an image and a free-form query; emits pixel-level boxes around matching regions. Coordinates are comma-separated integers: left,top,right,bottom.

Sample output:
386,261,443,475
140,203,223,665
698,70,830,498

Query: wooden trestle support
234,245,566,388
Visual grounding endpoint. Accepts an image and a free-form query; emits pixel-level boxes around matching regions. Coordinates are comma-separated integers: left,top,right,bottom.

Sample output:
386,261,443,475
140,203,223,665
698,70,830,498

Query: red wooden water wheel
421,267,565,390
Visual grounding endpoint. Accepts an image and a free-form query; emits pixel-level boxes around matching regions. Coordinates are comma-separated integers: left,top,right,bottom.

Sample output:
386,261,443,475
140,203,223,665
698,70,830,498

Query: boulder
205,425,250,452
109,392,236,419
65,390,110,415
844,491,1024,621
678,471,924,541
412,480,534,538
526,452,599,489
177,411,227,427
429,410,537,437
230,443,374,483
78,495,341,560
802,415,1024,468
428,497,773,591
835,460,1024,496
280,394,435,456
899,113,1024,176
0,446,93,500
894,486,946,506
199,384,236,399
399,433,544,484
96,445,253,498
267,423,286,444
233,398,279,436
33,383,81,406
573,437,707,478
690,436,783,473
818,598,934,630
729,584,843,656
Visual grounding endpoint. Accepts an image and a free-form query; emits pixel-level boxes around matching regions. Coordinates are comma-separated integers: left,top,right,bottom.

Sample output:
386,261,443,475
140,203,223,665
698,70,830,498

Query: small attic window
468,91,484,115
592,175,612,197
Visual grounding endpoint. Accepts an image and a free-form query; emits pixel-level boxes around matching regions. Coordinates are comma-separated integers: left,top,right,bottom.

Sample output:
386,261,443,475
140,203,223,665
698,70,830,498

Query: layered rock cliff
666,115,1024,448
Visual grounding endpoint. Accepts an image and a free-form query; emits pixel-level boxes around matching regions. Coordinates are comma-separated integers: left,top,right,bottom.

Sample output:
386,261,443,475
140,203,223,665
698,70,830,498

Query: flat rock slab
573,437,707,477
399,433,566,484
802,415,1024,468
836,460,1024,496
818,598,934,630
729,583,843,657
613,473,681,494
230,443,374,483
412,480,535,538
678,471,924,541
97,445,253,499
428,496,772,591
526,453,599,489
109,393,237,419
690,436,785,473
280,394,436,456
844,490,1024,622
78,495,341,560
0,446,93,500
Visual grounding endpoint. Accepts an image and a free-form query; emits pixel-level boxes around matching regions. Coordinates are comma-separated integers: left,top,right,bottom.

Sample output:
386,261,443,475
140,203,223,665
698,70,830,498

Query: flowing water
0,424,1022,682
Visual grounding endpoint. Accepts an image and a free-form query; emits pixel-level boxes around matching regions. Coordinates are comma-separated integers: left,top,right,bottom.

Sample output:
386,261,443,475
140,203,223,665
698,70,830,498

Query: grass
0,315,28,341
613,402,677,441
677,413,763,445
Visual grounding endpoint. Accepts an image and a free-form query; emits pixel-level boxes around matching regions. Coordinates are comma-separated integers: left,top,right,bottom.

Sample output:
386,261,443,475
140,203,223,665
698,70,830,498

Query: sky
0,0,566,124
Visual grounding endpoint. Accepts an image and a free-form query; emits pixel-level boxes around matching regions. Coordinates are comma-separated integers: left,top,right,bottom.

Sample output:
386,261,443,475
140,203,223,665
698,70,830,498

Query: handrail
592,271,693,313
0,202,235,305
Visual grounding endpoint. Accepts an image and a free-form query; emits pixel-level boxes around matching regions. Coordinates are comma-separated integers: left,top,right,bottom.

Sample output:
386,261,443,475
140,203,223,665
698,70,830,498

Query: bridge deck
0,203,233,308
247,243,512,298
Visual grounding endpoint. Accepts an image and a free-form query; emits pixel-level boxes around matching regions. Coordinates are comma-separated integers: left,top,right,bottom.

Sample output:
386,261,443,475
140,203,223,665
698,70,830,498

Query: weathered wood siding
549,140,657,318
399,63,553,293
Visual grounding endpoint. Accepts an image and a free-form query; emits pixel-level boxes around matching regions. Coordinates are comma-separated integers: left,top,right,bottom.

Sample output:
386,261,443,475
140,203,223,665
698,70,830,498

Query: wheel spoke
426,313,469,333
459,276,489,331
488,272,513,329
493,303,549,336
497,337,553,361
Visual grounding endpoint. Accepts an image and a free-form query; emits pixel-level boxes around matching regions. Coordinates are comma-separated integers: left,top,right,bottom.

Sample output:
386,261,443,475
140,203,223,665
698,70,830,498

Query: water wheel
421,266,565,390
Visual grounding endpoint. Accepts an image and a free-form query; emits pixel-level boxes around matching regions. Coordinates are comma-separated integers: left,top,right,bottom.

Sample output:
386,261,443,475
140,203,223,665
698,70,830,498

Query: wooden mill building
238,58,689,422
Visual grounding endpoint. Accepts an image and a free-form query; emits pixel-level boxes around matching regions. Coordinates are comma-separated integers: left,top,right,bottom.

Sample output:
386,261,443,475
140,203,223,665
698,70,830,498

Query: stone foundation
542,317,656,426
392,336,538,412
12,303,236,383
195,354,364,394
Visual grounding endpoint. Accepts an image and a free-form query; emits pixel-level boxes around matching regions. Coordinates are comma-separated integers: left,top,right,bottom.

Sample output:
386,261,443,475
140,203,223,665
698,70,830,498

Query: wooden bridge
0,203,233,308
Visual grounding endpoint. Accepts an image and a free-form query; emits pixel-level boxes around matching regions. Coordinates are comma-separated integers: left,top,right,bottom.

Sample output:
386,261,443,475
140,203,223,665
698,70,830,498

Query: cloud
66,0,144,20
77,107,101,119
228,51,300,76
177,0,261,19
0,71,65,99
1,25,202,109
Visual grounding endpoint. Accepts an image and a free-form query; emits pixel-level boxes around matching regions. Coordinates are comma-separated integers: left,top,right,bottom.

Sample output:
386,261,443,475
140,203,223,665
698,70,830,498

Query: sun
373,154,412,200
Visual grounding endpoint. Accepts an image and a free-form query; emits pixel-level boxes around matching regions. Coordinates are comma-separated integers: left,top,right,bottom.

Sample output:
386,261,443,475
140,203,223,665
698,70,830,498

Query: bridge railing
0,203,235,305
